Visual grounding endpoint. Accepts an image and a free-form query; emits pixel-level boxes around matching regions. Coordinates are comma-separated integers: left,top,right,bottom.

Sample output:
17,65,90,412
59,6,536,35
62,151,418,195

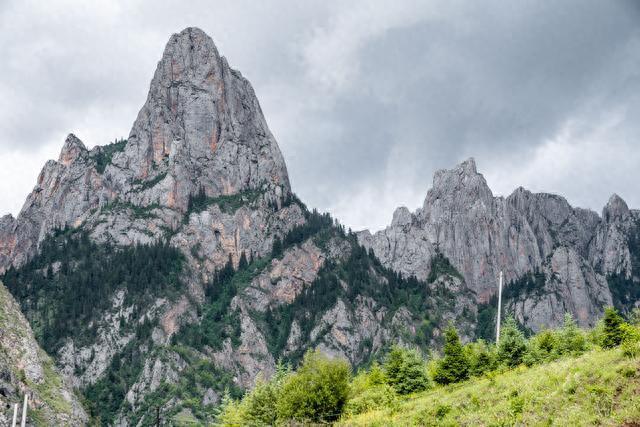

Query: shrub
464,339,496,377
433,326,470,384
629,308,640,327
217,389,247,426
525,329,558,365
344,362,398,416
384,346,430,394
242,364,289,425
602,307,625,348
497,317,527,367
620,323,640,358
276,350,351,423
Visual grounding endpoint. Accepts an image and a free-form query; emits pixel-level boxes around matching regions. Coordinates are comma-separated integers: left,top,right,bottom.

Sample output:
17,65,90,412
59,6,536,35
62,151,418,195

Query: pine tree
271,237,283,258
602,307,625,348
434,325,470,384
238,251,248,270
383,346,430,394
497,316,527,367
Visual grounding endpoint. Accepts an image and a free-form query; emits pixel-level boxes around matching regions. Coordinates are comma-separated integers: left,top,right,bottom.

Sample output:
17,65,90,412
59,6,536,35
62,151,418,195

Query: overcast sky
1,1,639,231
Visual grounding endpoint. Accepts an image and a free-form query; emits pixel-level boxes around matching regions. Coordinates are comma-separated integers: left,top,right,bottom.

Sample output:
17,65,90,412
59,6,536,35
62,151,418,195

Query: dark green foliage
176,255,239,351
433,326,470,385
475,298,497,342
238,251,248,270
134,172,168,191
280,209,335,251
605,219,640,314
257,204,457,362
383,346,430,394
502,270,546,300
607,274,640,315
602,307,625,348
271,236,283,258
93,138,127,174
186,187,262,217
264,237,449,360
123,349,242,426
276,350,351,423
464,340,496,377
83,321,155,423
556,314,587,356
497,316,528,367
524,329,559,365
3,229,185,354
476,271,546,342
427,251,463,283
175,254,271,351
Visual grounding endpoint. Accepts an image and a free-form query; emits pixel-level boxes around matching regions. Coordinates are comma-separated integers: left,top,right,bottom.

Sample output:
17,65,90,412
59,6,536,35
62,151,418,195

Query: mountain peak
123,27,290,204
58,133,86,166
458,157,477,174
603,193,629,222
424,157,493,213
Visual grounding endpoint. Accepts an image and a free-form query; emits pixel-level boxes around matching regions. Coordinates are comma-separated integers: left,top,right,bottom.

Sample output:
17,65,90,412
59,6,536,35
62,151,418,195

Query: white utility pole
11,403,18,427
496,271,503,344
20,394,28,427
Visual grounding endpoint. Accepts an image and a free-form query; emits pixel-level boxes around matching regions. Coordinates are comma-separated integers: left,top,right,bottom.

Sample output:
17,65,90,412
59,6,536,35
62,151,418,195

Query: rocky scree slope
0,28,469,425
358,158,640,334
0,282,87,425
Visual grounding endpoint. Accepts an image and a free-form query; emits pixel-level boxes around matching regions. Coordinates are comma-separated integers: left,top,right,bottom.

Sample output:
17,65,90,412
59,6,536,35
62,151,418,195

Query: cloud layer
1,0,639,230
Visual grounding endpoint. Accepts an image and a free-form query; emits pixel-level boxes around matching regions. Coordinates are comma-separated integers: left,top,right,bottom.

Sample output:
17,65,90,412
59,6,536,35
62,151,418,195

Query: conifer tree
434,325,470,384
383,346,430,394
238,251,248,270
271,236,283,258
602,307,625,348
497,316,527,367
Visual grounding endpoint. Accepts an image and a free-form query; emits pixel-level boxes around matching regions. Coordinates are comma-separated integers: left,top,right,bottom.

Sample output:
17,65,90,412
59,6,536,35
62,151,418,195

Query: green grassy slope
342,348,640,426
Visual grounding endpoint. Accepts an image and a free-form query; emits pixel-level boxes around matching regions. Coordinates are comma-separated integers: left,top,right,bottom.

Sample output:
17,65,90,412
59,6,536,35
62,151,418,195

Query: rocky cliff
2,26,638,425
0,282,87,425
0,28,470,425
358,158,640,332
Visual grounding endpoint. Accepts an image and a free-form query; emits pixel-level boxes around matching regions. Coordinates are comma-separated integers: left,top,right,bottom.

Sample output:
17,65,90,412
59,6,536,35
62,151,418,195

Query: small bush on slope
344,363,397,417
463,339,496,377
621,322,640,358
275,350,351,423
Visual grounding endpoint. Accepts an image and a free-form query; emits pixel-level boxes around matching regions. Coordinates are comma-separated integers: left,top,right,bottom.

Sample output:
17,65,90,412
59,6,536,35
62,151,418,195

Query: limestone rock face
0,283,88,425
359,158,638,329
124,27,290,205
0,27,291,274
0,28,303,424
2,25,639,426
509,247,612,331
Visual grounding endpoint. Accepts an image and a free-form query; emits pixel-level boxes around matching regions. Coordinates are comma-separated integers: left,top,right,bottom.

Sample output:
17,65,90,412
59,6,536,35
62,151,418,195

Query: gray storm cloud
0,0,639,230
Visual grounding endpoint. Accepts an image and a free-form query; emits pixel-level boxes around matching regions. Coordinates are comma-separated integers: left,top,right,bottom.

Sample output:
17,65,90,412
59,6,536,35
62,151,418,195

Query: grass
29,353,73,416
341,348,640,426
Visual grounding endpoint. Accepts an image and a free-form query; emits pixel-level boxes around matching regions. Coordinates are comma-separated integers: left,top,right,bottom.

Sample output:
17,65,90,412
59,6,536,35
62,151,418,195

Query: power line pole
496,271,503,344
